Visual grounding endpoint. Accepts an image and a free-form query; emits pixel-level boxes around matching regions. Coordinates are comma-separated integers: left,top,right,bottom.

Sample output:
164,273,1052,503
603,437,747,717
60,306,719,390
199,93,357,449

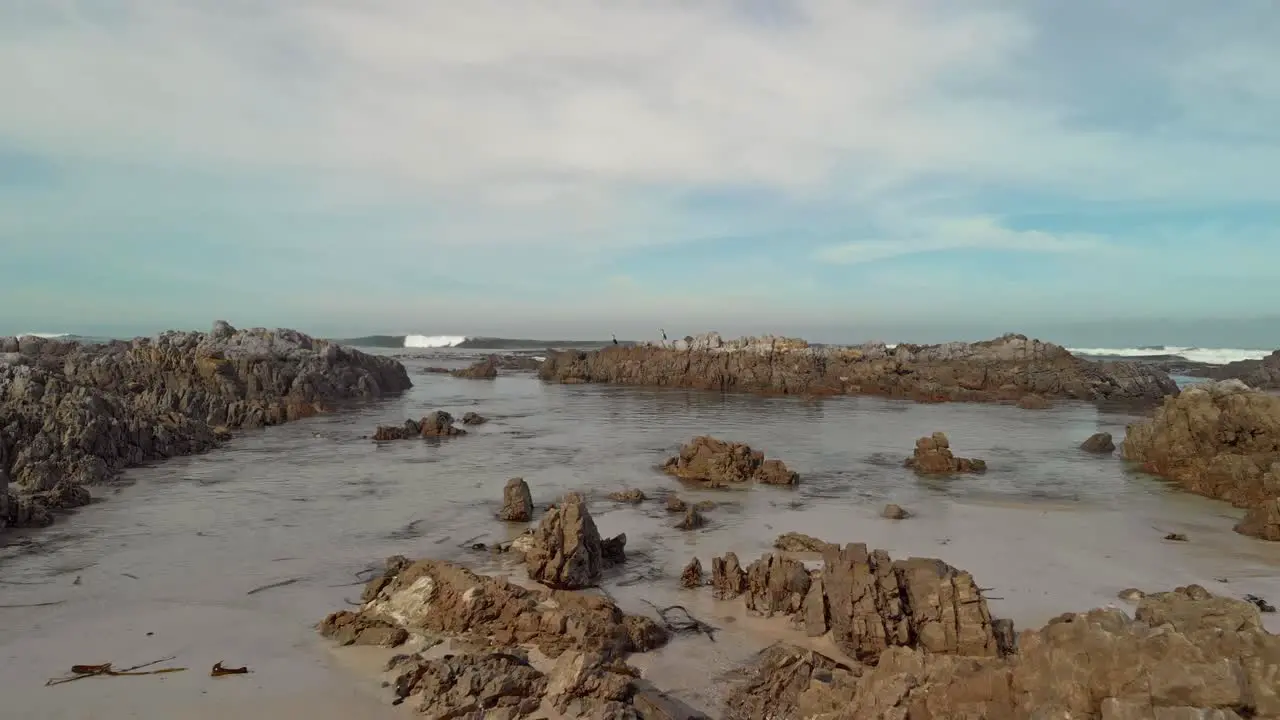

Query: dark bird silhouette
612,333,618,345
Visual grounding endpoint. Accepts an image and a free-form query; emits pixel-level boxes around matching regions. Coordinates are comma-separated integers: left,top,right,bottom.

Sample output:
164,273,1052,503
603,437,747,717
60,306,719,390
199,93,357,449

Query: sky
1,0,1279,346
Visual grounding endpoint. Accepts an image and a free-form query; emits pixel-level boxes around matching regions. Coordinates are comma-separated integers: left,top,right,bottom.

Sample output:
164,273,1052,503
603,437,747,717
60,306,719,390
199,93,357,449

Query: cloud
813,217,1110,265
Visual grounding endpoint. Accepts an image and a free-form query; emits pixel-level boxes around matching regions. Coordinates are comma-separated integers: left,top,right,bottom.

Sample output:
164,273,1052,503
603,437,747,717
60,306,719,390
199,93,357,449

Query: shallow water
3,354,1278,718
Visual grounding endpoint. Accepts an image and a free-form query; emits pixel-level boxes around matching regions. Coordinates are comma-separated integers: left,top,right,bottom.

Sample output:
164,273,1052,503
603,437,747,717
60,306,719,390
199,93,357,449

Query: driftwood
45,656,186,686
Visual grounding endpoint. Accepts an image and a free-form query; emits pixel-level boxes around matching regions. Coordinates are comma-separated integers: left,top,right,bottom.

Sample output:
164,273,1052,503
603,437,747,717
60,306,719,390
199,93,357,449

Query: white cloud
812,217,1110,265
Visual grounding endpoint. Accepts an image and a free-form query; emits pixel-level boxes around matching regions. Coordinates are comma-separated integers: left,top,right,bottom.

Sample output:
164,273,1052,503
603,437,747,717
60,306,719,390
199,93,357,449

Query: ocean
2,347,1278,718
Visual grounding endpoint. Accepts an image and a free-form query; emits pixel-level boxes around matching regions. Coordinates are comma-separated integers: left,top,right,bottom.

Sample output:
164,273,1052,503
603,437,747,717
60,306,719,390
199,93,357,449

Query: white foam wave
1068,346,1272,365
403,334,470,348
16,332,71,339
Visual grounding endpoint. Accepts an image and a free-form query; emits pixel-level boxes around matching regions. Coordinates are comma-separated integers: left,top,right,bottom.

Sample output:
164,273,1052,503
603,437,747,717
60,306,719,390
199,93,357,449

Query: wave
404,334,470,348
336,335,619,350
1068,346,1272,366
16,332,74,339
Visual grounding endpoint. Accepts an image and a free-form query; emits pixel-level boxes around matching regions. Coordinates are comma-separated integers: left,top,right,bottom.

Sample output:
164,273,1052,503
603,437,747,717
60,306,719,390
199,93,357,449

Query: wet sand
2,354,1278,718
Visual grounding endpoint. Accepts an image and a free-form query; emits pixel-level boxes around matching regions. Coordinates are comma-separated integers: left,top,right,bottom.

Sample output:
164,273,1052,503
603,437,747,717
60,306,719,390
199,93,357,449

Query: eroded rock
662,436,799,487
500,477,534,522
773,532,835,553
1081,431,1117,453
680,558,704,588
451,356,499,379
608,489,646,504
904,432,987,475
462,411,489,425
675,506,706,531
744,553,811,618
881,503,910,519
525,492,604,589
711,553,748,600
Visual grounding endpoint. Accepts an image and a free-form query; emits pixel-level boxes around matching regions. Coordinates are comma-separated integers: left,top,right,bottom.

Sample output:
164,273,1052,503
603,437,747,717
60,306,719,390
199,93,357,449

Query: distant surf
1066,346,1271,365
336,335,617,350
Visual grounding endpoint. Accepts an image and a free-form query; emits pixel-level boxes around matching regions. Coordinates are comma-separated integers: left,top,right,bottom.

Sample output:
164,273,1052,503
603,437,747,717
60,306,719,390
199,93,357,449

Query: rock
500,477,534,522
1235,495,1280,541
1122,381,1280,540
317,611,410,648
711,553,748,600
802,576,828,636
723,643,859,720
391,651,547,717
544,651,639,716
462,411,489,425
773,532,835,553
743,553,811,618
525,493,604,589
537,332,1178,403
419,410,465,437
450,356,499,379
664,496,687,513
331,557,668,662
821,543,1002,663
1,323,411,530
601,533,627,565
680,558,704,588
1081,431,1117,453
661,436,798,487
1017,393,1051,409
608,489,646,504
1118,588,1146,602
1204,349,1280,390
881,503,910,519
904,432,987,475
675,506,705,531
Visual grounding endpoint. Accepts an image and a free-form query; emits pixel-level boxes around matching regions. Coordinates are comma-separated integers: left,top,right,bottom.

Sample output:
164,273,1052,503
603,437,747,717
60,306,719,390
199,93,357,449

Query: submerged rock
450,356,499,379
904,432,987,475
461,411,488,425
372,410,466,441
881,503,910,519
675,506,706,531
662,436,799,487
773,532,835,553
537,332,1179,403
607,489,646,504
1080,431,1116,453
500,477,534,522
1122,380,1280,540
2,321,411,530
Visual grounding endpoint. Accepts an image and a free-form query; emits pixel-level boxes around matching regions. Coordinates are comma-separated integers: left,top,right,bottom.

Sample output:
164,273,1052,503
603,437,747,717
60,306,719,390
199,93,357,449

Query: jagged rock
680,558,704,588
420,410,465,437
600,533,627,565
391,652,546,717
675,506,706,531
1017,393,1051,409
723,643,860,720
317,611,409,648
881,503,910,519
462,411,488,425
1081,431,1117,453
326,557,668,662
821,543,1002,663
608,489,646,504
1122,381,1280,540
744,553,811,618
538,332,1178,403
1236,495,1280,541
802,576,828,636
500,477,534,522
451,356,499,379
525,493,604,589
773,532,835,553
1119,588,1146,602
1204,349,1280,390
545,651,640,716
1,322,411,530
664,496,687,513
711,553,748,600
661,436,798,487
904,432,987,475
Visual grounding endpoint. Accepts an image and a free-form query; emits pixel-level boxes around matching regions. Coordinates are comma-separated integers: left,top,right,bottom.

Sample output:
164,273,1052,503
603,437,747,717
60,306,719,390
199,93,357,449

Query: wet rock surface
372,410,467,441
461,411,488,425
674,506,706,531
773,532,836,553
680,558,704,588
450,355,500,379
1199,349,1280,389
1122,380,1280,540
661,436,799,487
525,492,605,589
607,489,646,504
1,321,411,530
904,432,988,475
500,477,535,522
1081,431,1117,453
880,503,910,519
538,332,1178,403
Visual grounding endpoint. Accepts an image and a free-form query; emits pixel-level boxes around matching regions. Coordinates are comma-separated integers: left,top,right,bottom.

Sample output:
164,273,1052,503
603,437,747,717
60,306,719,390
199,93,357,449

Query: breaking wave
1068,346,1272,366
404,334,470,348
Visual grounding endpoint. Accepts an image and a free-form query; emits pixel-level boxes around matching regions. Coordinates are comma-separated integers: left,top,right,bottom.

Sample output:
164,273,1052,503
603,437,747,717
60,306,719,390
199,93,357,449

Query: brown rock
500,477,534,522
664,496,687,513
675,506,706,531
419,410,466,437
1235,495,1280,541
680,558,704,588
744,553,811,618
317,610,409,648
526,493,604,589
773,532,835,553
450,355,499,379
881,503,910,519
904,432,987,475
461,411,488,425
1205,349,1280,390
601,533,627,565
1122,381,1280,540
1081,431,1116,453
1017,393,1051,409
802,576,828,637
608,489,646,504
711,553,748,600
661,436,798,487
723,643,859,720
391,651,546,717
537,332,1178,403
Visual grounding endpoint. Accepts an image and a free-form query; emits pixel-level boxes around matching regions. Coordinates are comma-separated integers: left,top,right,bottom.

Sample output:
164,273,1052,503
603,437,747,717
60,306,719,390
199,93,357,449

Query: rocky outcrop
743,553,812,618
661,436,799,487
1202,349,1280,389
904,432,987,475
371,410,466,441
675,506,706,531
725,568,1280,719
450,356,499,379
1122,380,1280,540
538,332,1178,403
680,558,704,588
461,411,488,425
500,477,534,522
607,489,645,504
1,322,411,530
1080,431,1116,453
525,493,611,589
711,552,748,600
773,532,836,553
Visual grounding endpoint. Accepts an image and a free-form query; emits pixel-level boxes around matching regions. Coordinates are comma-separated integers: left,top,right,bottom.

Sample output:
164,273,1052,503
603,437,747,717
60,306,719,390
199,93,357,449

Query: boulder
1204,349,1280,390
1081,431,1116,453
1122,381,1280,539
662,436,799,487
538,332,1179,403
711,553,748,600
904,432,987,475
1235,495,1280,541
450,356,499,379
420,410,465,437
461,411,489,425
680,558,704,588
675,506,706,531
525,493,604,589
664,496,687,513
2,322,411,530
881,503,910,519
743,553,812,618
773,532,836,553
607,489,646,504
500,477,534,522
